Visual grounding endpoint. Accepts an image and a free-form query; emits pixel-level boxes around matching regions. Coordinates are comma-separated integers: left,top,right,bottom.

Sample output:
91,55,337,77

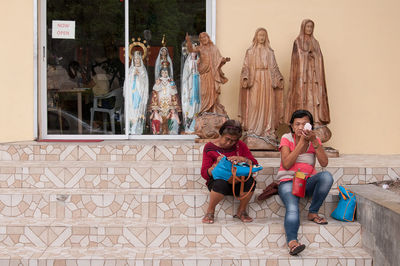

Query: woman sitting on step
201,119,258,224
278,110,333,255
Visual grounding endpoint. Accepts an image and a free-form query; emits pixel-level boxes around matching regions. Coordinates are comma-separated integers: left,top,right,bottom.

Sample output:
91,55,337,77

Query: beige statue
285,19,331,142
240,27,284,150
185,32,230,115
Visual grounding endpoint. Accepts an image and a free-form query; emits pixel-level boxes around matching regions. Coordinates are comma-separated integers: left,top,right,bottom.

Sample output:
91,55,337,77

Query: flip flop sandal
289,242,306,256
202,213,215,224
233,211,253,223
308,216,328,225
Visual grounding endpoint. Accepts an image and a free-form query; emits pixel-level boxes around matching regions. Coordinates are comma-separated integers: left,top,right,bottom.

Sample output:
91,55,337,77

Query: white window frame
37,0,215,140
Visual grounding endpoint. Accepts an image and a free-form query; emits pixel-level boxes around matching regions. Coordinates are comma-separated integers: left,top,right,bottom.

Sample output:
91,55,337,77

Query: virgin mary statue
285,19,330,141
124,51,149,135
181,52,200,133
239,27,284,149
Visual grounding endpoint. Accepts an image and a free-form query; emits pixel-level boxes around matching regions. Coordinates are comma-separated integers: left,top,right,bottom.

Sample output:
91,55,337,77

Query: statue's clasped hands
222,57,231,64
242,78,249,89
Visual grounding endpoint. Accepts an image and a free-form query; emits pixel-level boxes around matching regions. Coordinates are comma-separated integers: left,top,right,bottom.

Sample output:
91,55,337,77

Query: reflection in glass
130,0,206,135
46,0,205,136
46,0,125,134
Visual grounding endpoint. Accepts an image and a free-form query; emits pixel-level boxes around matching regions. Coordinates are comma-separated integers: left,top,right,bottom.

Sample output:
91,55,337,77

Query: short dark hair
219,119,242,137
289,109,314,133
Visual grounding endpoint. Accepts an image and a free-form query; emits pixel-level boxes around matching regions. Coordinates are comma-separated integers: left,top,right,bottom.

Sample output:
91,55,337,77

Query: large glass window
46,0,125,135
44,0,206,137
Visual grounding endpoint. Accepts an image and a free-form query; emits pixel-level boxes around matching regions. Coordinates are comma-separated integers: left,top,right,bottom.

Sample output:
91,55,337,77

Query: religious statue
239,27,284,150
124,50,149,135
185,32,230,115
150,109,162,135
149,62,181,134
181,51,200,133
167,108,181,135
285,19,331,142
155,47,173,80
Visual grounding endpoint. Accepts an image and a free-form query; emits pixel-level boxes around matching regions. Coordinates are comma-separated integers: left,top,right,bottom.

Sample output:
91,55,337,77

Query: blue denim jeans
278,171,333,243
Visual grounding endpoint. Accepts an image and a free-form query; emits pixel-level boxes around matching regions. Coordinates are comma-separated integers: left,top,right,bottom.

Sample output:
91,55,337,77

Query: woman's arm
201,144,223,180
304,130,328,167
201,149,214,180
281,135,309,170
311,138,328,167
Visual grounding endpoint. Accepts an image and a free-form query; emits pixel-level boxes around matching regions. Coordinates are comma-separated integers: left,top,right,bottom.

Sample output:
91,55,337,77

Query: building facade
1,0,400,154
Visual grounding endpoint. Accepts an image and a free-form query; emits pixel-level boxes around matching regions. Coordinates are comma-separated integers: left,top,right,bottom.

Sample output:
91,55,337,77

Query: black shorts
207,176,256,196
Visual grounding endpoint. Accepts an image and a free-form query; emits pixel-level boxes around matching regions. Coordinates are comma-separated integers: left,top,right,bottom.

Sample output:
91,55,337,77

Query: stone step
0,188,338,219
0,246,372,265
0,217,361,249
1,160,397,189
0,141,202,162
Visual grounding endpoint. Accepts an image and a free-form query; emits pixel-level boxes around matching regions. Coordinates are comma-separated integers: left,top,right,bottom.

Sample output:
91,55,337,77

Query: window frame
37,0,216,140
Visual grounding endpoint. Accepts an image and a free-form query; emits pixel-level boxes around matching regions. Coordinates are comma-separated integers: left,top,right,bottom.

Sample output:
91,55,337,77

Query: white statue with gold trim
124,51,149,134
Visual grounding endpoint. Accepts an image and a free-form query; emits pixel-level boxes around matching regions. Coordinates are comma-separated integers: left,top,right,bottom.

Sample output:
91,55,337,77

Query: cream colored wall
216,0,400,154
1,1,399,154
0,2,34,142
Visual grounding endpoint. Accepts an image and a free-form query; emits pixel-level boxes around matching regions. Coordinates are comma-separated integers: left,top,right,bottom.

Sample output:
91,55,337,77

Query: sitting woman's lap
207,177,256,196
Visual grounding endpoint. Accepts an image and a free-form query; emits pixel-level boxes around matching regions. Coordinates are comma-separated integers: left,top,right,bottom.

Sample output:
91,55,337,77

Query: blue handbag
211,155,262,200
211,156,263,181
331,185,357,222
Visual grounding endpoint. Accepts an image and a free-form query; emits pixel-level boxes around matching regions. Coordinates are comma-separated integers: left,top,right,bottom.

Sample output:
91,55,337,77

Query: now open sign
52,20,75,39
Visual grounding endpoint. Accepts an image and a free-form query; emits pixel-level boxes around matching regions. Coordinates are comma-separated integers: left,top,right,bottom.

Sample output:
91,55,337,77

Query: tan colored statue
185,32,230,115
285,19,331,142
239,28,284,150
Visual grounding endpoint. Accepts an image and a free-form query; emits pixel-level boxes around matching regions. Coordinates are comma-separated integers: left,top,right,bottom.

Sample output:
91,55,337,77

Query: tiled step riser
0,246,373,265
0,222,361,248
0,193,337,219
2,166,397,189
0,258,373,266
0,144,202,162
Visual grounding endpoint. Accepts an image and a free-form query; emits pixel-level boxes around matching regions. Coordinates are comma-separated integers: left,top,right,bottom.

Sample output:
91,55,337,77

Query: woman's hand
227,156,249,164
208,155,224,176
302,129,316,142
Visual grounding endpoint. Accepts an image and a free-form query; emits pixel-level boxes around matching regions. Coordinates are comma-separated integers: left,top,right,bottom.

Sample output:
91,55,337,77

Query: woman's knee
319,171,334,186
279,183,299,208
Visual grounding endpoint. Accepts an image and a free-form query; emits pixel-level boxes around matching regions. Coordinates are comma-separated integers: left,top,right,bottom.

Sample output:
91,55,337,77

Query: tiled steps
0,188,338,219
0,217,361,248
0,246,372,265
1,160,399,190
0,141,379,265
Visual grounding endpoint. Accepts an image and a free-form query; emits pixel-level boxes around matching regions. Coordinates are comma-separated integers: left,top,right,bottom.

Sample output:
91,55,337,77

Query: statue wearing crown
124,49,149,135
149,60,182,134
155,36,174,80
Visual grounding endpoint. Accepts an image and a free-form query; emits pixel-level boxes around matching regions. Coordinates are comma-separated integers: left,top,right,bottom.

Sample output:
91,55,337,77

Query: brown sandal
308,215,328,225
233,211,253,223
288,240,306,256
202,213,215,224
